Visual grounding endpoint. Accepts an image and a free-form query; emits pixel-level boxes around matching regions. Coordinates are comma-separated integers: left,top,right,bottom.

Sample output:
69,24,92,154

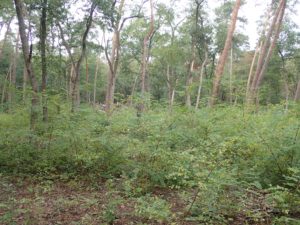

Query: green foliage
134,195,171,223
0,104,300,223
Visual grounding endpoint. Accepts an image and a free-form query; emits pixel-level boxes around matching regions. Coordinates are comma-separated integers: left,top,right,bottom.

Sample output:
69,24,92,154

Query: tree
40,0,48,121
14,0,39,129
56,1,96,111
209,0,241,107
248,0,287,104
140,0,154,105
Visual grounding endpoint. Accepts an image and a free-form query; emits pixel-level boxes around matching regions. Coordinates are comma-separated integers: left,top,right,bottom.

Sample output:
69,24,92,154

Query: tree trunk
0,17,13,61
249,0,286,102
254,1,286,91
140,0,154,99
185,45,195,107
229,45,233,104
40,0,48,122
209,0,241,107
7,33,20,110
105,29,120,113
14,0,39,130
295,80,300,102
246,42,261,102
57,3,96,112
195,51,208,109
93,57,99,105
104,0,127,113
85,56,90,103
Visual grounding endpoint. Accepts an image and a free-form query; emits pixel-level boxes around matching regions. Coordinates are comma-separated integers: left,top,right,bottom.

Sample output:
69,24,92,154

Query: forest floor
0,176,278,225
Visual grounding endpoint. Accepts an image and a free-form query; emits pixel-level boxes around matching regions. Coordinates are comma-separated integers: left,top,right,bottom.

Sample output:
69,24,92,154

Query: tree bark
195,51,208,109
93,57,99,105
0,17,13,61
40,0,48,122
7,33,20,109
105,29,120,113
140,0,154,98
249,0,286,103
57,2,96,112
295,80,300,102
104,0,126,113
246,42,261,102
85,56,90,103
254,1,286,91
209,0,241,107
14,0,39,130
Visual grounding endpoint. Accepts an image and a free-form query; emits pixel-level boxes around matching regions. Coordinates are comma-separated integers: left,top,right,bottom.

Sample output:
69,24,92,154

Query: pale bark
141,0,154,97
105,0,126,113
8,33,20,108
93,57,99,105
295,80,300,102
254,1,286,91
195,51,208,109
85,56,90,103
229,46,233,104
185,46,195,107
14,0,39,129
209,0,241,107
0,17,13,61
246,43,261,102
249,0,286,102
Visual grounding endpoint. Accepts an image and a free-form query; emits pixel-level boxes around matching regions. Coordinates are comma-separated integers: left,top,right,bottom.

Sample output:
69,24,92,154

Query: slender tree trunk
140,0,154,99
85,56,90,103
254,1,286,91
93,57,99,105
249,0,286,103
229,46,233,104
246,42,261,102
295,80,300,102
57,3,96,112
209,0,241,107
40,0,48,122
14,0,39,129
129,74,139,106
7,33,20,110
185,45,195,107
104,0,126,113
0,17,13,61
1,67,11,106
105,29,120,113
195,51,208,109
23,67,27,103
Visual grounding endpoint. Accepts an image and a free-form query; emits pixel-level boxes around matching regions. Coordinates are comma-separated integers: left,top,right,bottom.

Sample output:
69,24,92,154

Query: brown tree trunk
14,0,39,130
209,0,241,107
40,0,48,122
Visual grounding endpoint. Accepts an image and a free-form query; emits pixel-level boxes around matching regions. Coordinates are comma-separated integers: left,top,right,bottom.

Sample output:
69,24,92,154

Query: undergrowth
0,103,299,223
